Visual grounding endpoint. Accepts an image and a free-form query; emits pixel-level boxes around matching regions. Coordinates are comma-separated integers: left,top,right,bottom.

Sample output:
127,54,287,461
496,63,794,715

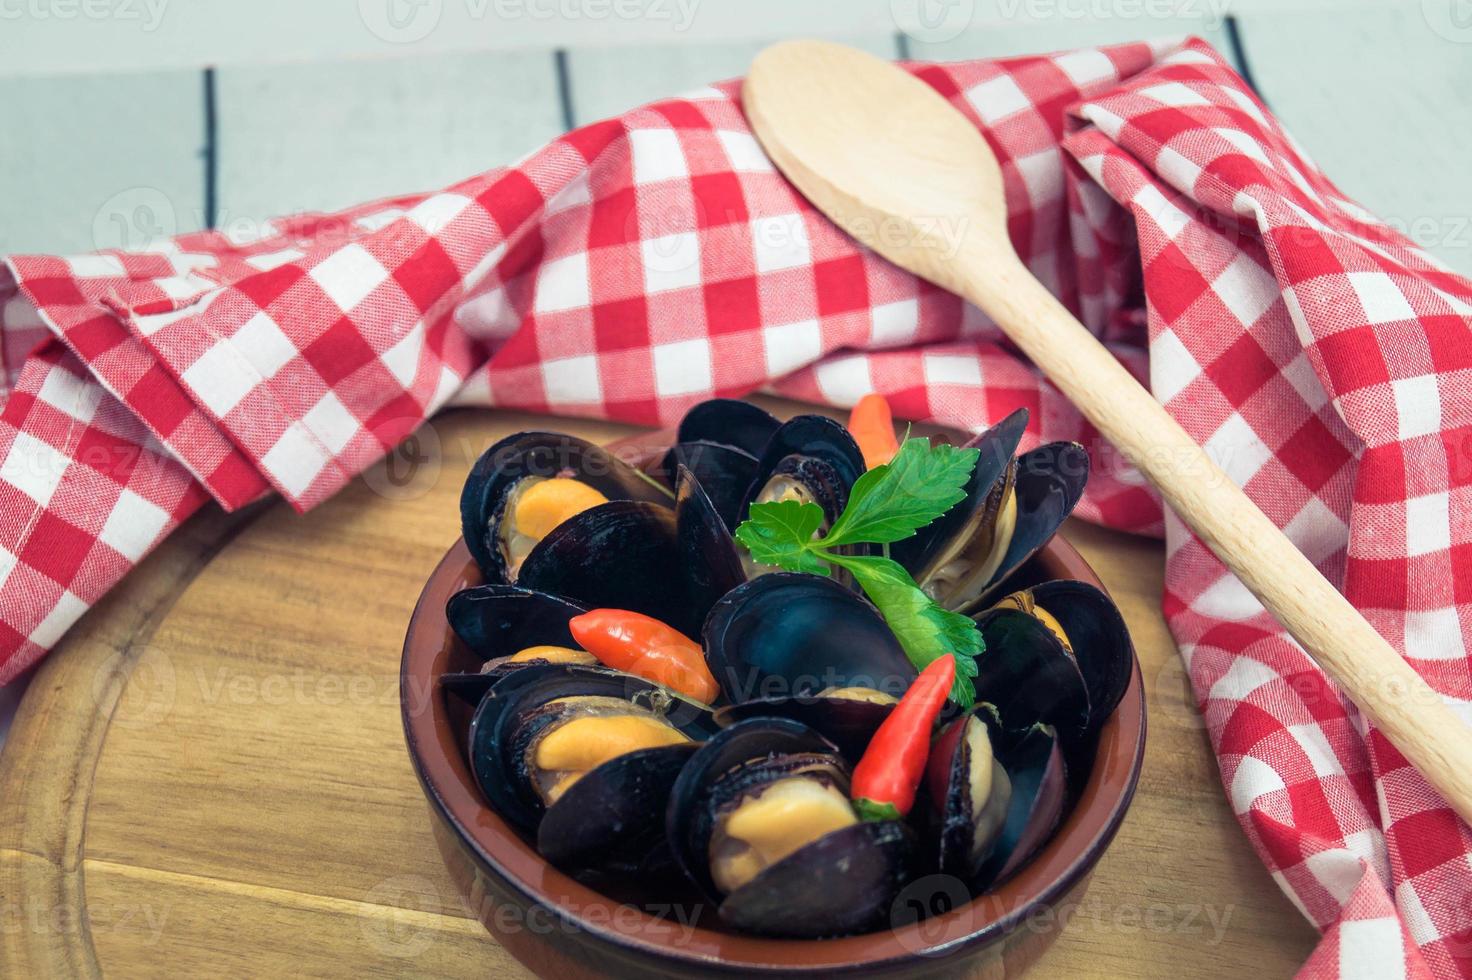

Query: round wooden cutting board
0,401,1316,978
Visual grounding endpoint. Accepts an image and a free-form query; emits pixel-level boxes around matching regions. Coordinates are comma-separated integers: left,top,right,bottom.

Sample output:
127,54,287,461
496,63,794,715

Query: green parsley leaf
819,437,980,548
731,434,987,707
826,553,979,707
733,499,830,576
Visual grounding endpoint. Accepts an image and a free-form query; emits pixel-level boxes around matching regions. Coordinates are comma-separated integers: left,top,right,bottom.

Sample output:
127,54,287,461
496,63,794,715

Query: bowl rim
401,430,1147,972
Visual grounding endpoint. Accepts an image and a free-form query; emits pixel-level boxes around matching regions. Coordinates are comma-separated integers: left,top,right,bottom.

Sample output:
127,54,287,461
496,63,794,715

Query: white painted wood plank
565,34,899,125
1236,10,1472,278
0,71,205,256
906,16,1238,69
0,0,1377,78
214,50,564,226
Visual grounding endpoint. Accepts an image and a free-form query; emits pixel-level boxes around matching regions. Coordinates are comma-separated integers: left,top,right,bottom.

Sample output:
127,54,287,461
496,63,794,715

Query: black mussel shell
972,608,1091,739
537,743,699,875
665,718,912,938
713,694,894,765
719,820,913,938
666,717,838,903
446,584,585,660
703,573,916,705
440,671,499,708
517,501,701,639
740,415,866,526
469,664,717,834
972,724,1067,889
995,580,1133,729
660,440,760,531
968,440,1089,607
460,431,671,581
927,705,1010,882
441,586,591,702
674,466,746,628
677,399,781,457
892,408,1028,581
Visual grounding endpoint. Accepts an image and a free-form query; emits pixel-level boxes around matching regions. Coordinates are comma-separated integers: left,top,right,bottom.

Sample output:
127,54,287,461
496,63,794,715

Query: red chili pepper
850,656,955,822
847,393,900,470
568,609,720,705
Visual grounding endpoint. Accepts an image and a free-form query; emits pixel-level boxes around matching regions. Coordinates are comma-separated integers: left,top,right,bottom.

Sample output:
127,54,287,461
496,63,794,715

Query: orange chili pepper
850,656,955,822
568,609,720,704
847,393,900,469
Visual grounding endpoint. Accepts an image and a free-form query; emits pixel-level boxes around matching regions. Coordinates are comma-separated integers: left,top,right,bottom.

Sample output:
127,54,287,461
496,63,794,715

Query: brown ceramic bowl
402,429,1146,979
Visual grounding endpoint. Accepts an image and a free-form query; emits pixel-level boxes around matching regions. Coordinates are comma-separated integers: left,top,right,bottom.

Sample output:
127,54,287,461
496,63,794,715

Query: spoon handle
968,253,1472,823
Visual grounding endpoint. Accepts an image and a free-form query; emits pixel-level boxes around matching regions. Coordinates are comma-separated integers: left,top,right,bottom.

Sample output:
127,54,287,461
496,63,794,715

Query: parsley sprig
735,436,985,706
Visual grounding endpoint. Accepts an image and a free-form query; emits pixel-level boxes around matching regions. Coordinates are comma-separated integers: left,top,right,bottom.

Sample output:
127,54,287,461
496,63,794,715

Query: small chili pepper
568,609,720,704
847,393,901,470
850,656,955,822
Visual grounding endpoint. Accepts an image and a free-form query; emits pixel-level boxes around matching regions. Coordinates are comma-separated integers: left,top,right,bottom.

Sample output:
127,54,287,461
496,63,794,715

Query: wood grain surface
0,401,1317,978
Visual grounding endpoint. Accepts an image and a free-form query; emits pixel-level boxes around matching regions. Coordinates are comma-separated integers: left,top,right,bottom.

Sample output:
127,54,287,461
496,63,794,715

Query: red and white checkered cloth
3,36,1470,977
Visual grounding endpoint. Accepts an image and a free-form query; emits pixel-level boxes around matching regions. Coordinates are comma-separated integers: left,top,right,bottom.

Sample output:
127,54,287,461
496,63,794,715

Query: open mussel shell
660,440,759,531
441,585,592,697
713,692,895,765
991,580,1133,728
447,584,584,660
516,501,699,638
891,407,1028,586
740,414,866,529
703,573,916,706
666,718,913,938
469,664,717,856
676,398,781,457
972,724,1068,890
972,607,1091,740
536,743,699,874
967,440,1089,608
460,431,671,582
927,704,1012,883
674,466,746,628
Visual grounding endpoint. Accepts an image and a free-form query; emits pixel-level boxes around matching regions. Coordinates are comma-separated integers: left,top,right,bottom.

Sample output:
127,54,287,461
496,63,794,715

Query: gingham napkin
3,36,1470,977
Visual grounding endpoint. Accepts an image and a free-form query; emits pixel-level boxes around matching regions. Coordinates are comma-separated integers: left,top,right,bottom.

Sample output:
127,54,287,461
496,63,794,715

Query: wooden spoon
743,39,1472,823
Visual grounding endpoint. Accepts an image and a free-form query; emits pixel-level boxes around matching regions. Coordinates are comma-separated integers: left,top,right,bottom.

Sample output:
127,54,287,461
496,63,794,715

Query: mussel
666,718,912,937
660,440,760,532
676,398,781,457
926,709,1067,890
972,605,1091,741
988,580,1132,727
973,724,1067,888
894,409,1089,612
927,704,1011,883
469,664,717,874
739,415,865,542
439,585,595,704
704,573,915,757
652,400,781,533
460,431,671,582
675,466,746,624
516,501,695,636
